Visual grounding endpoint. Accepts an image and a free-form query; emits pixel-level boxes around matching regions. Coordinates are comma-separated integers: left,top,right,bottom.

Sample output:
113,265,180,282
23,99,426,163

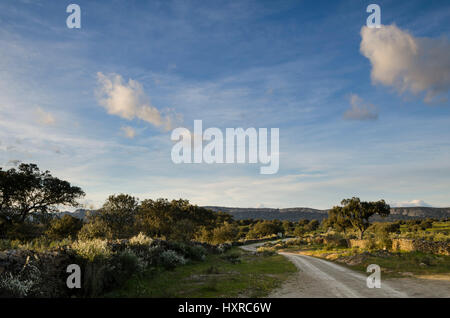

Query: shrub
324,234,348,248
0,264,41,298
129,232,153,246
5,222,44,241
104,249,146,287
256,246,276,256
216,243,232,254
77,217,112,241
294,226,306,237
212,222,239,244
0,239,13,251
221,253,241,264
159,250,186,269
72,239,112,261
45,215,83,240
168,242,207,261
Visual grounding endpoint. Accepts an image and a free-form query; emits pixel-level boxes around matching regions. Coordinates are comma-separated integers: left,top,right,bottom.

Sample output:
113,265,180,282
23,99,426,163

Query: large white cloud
360,24,450,102
96,72,177,131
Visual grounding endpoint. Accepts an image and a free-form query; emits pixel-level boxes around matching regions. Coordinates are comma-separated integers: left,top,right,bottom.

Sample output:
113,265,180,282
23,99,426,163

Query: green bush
0,264,41,298
159,250,187,269
77,217,113,240
221,252,241,264
45,215,83,240
324,234,348,248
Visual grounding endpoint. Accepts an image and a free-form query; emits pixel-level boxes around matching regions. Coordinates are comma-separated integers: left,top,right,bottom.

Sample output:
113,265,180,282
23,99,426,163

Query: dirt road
240,242,450,298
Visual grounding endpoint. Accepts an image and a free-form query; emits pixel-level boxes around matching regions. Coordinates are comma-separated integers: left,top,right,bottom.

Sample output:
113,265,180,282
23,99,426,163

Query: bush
45,215,83,240
72,239,112,261
129,232,153,246
221,252,241,264
77,218,112,241
167,242,207,261
212,222,239,244
104,249,146,287
0,239,13,251
256,246,276,256
5,222,44,241
324,234,348,248
0,264,41,298
159,250,186,269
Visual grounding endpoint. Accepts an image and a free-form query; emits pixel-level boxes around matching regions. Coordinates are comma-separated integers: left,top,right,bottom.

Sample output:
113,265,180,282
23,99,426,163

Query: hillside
205,206,450,222
58,206,450,222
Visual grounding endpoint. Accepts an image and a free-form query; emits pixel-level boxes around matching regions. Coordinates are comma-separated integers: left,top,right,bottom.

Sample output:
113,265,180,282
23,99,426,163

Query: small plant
256,246,276,256
221,253,241,264
0,264,41,298
159,250,186,269
204,265,220,274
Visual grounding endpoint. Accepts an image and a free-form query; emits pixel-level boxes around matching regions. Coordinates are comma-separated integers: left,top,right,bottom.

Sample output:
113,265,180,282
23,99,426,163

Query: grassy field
343,251,450,277
105,247,297,298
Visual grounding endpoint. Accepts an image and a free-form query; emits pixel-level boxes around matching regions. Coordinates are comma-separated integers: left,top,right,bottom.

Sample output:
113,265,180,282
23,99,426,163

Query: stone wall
0,248,77,297
348,238,449,255
391,238,450,255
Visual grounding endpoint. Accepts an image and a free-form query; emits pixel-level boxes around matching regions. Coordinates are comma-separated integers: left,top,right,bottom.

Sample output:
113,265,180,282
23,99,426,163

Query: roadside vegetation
260,198,450,278
1,164,448,297
106,247,296,298
0,163,295,298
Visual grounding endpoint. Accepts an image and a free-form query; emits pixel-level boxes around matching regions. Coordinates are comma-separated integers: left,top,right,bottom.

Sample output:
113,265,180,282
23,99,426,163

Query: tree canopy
337,197,390,239
0,163,85,235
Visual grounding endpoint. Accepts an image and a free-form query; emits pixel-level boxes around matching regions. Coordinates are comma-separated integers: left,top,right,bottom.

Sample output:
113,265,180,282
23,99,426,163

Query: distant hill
204,206,328,222
57,206,450,222
56,209,96,220
205,206,450,222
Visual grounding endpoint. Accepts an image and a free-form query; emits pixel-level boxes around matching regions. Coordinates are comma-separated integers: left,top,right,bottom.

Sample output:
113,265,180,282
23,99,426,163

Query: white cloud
343,94,378,120
35,107,55,125
360,24,450,102
96,72,178,131
120,126,136,139
391,199,432,208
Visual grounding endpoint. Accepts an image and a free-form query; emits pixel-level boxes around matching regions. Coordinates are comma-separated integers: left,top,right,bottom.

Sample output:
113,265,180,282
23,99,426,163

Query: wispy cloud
360,24,450,103
343,94,378,121
120,126,136,139
35,107,55,125
96,72,179,131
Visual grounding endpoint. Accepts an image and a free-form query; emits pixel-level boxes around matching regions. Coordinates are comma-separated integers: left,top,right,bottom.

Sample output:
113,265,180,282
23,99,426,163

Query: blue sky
0,0,449,209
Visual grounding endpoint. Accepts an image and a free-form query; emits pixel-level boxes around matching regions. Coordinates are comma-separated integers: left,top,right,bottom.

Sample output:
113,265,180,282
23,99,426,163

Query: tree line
1,163,393,243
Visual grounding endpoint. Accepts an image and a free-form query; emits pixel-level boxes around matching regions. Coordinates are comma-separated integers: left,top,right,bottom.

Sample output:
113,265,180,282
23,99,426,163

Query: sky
0,0,449,210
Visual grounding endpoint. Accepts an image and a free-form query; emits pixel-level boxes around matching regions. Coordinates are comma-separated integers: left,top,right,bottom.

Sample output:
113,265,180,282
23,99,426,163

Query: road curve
240,241,408,298
272,252,407,298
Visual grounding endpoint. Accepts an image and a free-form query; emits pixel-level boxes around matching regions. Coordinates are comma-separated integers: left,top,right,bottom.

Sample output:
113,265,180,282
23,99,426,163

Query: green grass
346,251,450,277
104,247,297,298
